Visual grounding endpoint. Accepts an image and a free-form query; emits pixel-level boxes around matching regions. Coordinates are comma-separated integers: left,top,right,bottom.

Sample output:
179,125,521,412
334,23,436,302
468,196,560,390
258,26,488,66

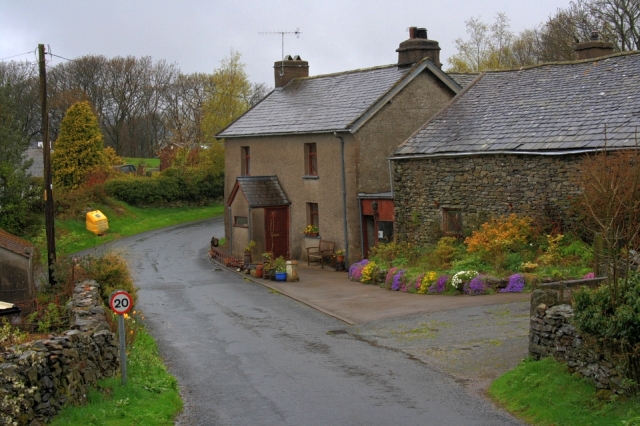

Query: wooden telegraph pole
38,44,56,285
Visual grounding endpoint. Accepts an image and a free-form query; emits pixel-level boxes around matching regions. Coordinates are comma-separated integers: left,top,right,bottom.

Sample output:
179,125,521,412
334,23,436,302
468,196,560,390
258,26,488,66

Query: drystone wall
529,297,632,394
393,154,583,244
0,280,119,424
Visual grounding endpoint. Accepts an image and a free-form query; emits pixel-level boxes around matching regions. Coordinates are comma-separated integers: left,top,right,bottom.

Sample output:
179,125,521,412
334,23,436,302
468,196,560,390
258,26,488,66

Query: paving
218,260,531,396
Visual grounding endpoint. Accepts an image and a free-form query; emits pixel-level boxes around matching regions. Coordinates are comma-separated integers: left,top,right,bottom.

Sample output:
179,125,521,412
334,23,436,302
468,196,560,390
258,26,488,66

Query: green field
122,157,160,168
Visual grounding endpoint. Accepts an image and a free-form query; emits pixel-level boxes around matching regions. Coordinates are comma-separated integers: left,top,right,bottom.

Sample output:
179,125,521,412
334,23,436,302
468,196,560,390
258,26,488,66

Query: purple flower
385,267,398,287
464,276,485,295
428,275,448,294
348,259,369,280
582,272,595,279
391,269,405,291
501,273,525,293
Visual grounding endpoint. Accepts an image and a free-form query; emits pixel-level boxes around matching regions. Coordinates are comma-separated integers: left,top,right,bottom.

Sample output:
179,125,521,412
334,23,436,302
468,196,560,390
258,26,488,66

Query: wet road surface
97,218,522,425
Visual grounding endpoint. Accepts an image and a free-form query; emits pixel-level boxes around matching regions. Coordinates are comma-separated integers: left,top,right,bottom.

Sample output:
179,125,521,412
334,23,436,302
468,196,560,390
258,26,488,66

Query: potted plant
274,256,287,281
303,225,319,237
262,253,273,279
244,240,256,265
335,249,345,263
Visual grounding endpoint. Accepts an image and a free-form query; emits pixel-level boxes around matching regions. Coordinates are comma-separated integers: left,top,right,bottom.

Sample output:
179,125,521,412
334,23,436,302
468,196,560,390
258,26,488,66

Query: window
241,146,250,176
308,203,319,229
442,209,462,236
305,143,317,176
234,216,248,227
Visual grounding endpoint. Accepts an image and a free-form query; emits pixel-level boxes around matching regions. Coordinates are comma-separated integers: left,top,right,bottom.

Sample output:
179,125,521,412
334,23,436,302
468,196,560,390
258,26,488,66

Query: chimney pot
409,27,417,39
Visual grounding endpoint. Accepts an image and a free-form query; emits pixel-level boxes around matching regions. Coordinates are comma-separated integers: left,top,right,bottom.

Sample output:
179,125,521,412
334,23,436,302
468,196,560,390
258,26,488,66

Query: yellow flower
123,313,129,319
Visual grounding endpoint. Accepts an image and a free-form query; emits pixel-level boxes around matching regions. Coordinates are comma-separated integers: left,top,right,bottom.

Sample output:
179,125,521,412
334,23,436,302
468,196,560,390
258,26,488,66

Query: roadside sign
109,290,133,315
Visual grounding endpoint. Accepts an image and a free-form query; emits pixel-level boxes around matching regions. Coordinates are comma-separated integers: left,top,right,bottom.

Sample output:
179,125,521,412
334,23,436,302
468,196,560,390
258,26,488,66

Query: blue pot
275,272,287,281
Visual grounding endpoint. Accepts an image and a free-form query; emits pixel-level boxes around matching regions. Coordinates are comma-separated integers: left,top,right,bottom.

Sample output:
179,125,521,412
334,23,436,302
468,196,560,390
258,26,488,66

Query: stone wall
0,280,119,424
529,302,633,394
393,154,584,244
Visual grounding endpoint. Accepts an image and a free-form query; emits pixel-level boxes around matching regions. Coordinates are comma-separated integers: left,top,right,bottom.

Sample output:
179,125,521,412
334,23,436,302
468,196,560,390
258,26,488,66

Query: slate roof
218,59,463,138
448,73,479,88
394,52,640,157
230,176,290,208
0,228,33,258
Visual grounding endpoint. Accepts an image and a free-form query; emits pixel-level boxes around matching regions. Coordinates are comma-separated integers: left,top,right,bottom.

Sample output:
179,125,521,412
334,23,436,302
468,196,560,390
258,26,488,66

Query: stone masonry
0,280,119,424
529,301,633,394
393,154,584,244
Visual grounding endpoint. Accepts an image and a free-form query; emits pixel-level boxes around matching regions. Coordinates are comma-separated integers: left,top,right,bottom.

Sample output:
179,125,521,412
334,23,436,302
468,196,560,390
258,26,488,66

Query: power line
0,50,36,61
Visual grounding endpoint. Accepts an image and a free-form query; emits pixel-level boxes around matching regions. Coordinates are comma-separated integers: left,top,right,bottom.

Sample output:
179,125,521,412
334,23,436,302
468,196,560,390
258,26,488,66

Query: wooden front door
264,207,289,259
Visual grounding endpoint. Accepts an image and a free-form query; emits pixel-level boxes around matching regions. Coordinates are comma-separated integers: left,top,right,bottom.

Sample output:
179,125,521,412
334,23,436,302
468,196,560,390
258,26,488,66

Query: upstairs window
305,143,317,176
241,146,250,176
308,203,319,229
442,209,462,236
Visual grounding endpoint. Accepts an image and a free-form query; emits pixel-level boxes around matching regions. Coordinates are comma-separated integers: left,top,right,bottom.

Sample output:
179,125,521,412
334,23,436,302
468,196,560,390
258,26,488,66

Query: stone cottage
391,43,640,243
218,27,475,263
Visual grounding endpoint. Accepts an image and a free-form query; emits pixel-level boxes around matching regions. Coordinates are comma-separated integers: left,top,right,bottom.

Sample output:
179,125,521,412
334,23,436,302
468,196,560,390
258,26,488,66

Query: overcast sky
2,1,573,87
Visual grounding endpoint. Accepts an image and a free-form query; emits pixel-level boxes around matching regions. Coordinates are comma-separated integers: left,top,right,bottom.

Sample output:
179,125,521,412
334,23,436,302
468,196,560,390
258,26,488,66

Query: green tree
52,101,109,189
0,89,41,235
201,50,252,143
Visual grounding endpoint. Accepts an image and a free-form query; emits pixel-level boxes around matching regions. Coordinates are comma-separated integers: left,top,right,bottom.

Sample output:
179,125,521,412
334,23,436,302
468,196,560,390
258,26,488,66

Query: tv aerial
259,28,302,61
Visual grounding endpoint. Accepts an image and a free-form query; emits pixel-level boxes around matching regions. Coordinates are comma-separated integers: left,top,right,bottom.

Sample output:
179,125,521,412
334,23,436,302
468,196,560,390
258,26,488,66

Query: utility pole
38,44,56,285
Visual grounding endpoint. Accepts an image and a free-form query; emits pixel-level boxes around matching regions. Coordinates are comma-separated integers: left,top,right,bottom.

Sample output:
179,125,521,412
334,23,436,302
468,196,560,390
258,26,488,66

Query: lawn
122,157,160,168
53,202,223,256
490,357,640,426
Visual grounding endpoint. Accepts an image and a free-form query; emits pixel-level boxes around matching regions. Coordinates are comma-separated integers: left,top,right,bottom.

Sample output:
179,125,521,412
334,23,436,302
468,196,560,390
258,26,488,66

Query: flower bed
347,214,595,296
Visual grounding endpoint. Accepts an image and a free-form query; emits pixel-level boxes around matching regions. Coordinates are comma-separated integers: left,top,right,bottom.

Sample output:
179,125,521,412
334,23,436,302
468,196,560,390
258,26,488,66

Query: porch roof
229,176,290,208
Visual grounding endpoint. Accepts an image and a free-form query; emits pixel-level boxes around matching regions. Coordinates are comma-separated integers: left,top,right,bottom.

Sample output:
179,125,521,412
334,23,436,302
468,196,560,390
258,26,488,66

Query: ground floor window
442,208,462,236
234,216,248,227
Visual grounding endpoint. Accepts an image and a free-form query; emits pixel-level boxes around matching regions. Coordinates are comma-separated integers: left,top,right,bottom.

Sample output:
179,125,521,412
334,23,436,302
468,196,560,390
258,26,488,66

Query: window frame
305,143,318,176
308,202,319,229
241,146,250,176
442,208,463,236
234,216,249,227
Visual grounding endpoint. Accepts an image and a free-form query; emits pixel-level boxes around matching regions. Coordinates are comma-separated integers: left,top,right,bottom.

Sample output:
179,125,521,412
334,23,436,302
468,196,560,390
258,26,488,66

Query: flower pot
255,263,263,278
275,272,287,281
305,232,319,237
269,268,277,281
336,255,345,263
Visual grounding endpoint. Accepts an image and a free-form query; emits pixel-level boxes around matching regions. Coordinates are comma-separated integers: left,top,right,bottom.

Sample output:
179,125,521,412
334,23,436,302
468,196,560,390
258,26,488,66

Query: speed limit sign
109,290,133,315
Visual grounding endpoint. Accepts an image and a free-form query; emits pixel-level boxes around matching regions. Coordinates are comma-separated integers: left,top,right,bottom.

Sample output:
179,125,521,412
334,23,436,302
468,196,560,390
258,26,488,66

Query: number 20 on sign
109,290,133,384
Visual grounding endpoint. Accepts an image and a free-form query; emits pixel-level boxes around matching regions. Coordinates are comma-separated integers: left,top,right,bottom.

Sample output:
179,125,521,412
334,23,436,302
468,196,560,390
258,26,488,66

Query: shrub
360,261,378,284
78,252,138,306
429,275,448,294
104,170,224,207
433,237,460,268
417,271,438,294
464,276,486,295
465,214,533,270
450,270,478,293
501,273,525,293
348,259,369,281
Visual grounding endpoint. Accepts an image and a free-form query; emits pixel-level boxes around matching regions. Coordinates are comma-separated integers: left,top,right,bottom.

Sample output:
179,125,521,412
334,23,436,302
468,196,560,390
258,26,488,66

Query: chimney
274,55,309,88
397,27,442,68
575,31,615,60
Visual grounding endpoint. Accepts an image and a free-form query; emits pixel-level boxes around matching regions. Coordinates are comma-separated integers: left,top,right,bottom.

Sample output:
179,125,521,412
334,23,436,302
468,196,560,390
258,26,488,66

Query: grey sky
2,1,572,87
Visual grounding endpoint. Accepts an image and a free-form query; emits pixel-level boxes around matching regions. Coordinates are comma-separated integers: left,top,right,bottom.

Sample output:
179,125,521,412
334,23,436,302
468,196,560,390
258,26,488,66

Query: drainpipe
358,197,364,259
388,158,394,196
228,205,233,255
333,132,349,263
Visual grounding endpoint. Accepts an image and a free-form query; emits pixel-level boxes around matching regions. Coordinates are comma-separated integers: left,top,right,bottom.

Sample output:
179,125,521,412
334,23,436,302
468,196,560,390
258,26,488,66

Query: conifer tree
52,101,109,189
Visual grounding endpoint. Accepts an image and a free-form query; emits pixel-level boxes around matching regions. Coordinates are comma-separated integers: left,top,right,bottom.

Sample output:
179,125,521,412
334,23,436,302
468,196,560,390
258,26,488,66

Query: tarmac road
90,217,524,425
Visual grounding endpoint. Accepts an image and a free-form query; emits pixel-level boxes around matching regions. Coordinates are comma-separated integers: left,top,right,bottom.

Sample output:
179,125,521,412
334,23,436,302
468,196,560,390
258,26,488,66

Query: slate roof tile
394,53,640,157
236,176,290,208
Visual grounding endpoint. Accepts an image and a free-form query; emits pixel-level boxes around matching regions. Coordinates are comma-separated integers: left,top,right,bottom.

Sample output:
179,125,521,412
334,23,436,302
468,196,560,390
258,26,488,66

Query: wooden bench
306,240,335,269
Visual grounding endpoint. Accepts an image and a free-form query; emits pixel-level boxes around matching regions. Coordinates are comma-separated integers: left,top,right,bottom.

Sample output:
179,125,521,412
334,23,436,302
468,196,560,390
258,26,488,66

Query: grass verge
54,202,223,256
489,357,640,425
51,324,182,426
123,157,160,168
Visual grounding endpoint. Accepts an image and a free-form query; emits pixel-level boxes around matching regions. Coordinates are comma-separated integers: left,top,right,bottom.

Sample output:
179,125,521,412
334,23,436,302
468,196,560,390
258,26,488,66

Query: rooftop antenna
259,28,301,76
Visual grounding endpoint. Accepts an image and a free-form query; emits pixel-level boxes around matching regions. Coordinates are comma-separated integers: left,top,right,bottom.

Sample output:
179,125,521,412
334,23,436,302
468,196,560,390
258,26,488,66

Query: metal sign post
109,290,133,385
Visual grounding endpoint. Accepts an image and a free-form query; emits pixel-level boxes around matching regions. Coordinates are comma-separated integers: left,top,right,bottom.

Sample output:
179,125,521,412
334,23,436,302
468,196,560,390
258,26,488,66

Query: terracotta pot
305,232,319,237
255,263,264,278
336,255,345,263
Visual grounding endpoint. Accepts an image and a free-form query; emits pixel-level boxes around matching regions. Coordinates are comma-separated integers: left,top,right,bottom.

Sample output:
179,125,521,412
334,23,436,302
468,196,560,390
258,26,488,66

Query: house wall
228,190,250,257
355,72,455,194
0,247,34,304
225,133,361,263
393,154,584,244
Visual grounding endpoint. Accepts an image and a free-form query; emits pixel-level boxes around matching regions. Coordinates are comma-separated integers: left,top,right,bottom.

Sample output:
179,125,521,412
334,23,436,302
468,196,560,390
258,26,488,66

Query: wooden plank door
264,207,289,259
